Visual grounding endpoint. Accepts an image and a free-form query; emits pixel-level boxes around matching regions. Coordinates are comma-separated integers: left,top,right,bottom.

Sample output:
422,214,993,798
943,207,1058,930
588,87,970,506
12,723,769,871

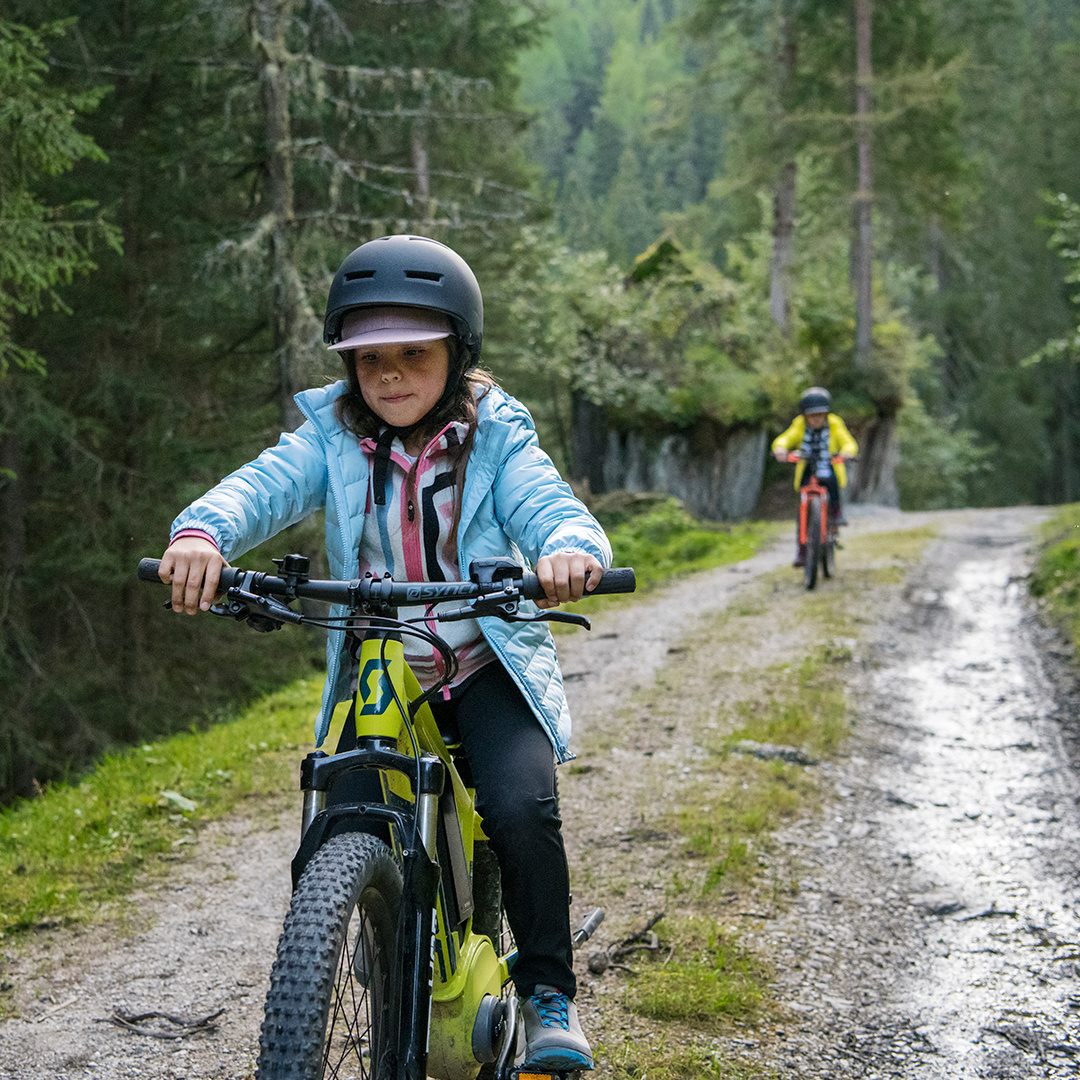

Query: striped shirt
355,422,494,695
800,423,834,478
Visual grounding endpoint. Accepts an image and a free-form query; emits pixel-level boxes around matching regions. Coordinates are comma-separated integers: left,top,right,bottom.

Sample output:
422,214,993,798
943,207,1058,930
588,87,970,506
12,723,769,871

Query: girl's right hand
158,537,228,615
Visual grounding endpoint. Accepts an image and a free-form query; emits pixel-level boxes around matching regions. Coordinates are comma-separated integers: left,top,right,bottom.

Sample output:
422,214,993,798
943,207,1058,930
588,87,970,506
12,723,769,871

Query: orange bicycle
784,453,845,590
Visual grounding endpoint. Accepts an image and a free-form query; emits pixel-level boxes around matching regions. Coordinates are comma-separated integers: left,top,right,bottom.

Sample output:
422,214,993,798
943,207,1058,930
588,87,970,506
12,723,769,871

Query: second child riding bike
771,386,859,588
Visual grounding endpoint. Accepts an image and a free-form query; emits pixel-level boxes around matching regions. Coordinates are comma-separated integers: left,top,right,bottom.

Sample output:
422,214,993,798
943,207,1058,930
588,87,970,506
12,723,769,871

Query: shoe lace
533,990,570,1030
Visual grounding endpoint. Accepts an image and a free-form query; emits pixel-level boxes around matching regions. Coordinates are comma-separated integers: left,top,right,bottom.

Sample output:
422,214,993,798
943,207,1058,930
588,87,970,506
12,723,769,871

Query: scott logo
358,658,393,715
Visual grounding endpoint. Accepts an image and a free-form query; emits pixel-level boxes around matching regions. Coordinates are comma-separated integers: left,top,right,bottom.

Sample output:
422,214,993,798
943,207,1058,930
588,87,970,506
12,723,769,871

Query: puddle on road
873,542,1080,1077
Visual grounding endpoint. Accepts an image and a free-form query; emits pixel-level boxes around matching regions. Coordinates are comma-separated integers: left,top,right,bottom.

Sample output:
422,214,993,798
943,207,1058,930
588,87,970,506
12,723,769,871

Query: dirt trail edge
2,507,1078,1079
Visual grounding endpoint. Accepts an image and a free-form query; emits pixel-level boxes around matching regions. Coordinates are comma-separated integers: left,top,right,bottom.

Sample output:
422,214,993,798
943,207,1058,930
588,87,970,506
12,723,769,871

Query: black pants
330,661,575,999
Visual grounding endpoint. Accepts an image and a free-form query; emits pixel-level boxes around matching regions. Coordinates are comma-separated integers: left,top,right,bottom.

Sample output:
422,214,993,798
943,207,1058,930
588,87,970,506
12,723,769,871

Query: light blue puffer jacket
171,381,612,761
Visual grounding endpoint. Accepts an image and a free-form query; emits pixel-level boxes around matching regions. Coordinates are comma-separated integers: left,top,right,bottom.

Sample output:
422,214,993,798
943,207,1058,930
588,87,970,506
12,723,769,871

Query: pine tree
0,0,543,800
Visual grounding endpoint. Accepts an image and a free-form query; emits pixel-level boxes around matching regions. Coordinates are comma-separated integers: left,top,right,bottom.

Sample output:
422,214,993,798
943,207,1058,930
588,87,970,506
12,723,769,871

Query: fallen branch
99,1007,225,1039
32,995,78,1023
958,903,1017,922
609,912,665,962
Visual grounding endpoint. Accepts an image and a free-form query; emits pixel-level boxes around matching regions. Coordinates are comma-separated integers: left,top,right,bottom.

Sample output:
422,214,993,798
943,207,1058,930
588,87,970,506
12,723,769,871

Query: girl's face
354,339,450,432
805,411,828,429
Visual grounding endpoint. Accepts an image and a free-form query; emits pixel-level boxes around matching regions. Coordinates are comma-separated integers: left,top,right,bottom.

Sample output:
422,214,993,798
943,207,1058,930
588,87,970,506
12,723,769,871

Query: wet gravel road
756,507,1080,1078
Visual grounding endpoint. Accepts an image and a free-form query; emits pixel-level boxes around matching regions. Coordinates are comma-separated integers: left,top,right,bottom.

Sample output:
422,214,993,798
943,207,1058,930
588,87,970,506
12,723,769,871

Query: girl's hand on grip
535,551,605,609
159,537,228,615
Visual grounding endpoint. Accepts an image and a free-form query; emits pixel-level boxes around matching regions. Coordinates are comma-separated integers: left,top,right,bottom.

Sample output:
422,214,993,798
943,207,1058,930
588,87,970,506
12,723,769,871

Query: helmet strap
371,426,399,506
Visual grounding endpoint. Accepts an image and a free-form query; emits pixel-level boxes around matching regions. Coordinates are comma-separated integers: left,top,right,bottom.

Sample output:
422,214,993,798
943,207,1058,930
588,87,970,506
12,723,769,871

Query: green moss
625,917,770,1025
599,1039,775,1079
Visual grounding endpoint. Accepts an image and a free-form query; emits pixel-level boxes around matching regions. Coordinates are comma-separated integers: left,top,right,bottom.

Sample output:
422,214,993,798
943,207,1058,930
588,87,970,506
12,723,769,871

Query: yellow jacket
772,413,859,489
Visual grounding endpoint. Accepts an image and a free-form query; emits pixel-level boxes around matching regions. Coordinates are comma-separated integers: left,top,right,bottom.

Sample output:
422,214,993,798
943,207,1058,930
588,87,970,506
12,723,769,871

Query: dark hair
333,336,498,545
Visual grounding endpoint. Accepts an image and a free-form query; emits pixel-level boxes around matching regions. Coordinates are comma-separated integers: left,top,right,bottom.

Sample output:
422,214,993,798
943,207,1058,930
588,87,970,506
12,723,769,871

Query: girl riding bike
157,234,610,1073
771,386,858,567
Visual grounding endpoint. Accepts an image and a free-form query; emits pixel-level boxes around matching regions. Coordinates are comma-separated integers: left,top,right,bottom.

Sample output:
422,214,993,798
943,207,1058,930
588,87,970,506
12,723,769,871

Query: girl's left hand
535,551,605,608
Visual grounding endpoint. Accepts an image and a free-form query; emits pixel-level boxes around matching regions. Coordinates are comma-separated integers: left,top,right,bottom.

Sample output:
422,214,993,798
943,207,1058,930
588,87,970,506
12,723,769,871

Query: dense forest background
3,0,1080,802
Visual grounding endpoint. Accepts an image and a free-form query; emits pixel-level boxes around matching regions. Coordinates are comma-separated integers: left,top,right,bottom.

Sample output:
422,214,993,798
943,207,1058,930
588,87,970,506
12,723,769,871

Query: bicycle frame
786,452,841,546
294,628,509,1080
798,474,830,547
137,554,634,1080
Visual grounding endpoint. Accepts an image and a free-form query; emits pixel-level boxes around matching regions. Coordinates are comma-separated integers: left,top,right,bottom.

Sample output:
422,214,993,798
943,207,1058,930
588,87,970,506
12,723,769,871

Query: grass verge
1030,502,1080,651
0,678,320,937
598,1038,774,1079
557,497,776,630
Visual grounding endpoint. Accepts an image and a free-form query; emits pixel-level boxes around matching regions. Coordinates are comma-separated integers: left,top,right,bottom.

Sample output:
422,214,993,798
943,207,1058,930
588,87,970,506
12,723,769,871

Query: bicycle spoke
324,910,378,1079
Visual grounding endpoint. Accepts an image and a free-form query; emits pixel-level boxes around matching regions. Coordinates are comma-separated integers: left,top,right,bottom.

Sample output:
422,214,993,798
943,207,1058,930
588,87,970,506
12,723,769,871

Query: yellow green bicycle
138,554,634,1080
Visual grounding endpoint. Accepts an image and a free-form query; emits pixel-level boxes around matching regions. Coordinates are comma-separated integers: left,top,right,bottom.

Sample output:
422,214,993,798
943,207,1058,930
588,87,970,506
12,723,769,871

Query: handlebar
137,558,637,608
784,452,850,465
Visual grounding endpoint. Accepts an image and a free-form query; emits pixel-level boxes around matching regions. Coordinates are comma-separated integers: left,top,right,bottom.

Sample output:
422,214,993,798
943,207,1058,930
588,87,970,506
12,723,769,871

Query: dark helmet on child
798,387,831,415
323,234,484,367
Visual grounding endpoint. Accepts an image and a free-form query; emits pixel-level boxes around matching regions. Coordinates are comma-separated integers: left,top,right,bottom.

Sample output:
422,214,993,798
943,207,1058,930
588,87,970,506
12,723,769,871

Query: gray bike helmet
798,386,831,414
323,235,484,367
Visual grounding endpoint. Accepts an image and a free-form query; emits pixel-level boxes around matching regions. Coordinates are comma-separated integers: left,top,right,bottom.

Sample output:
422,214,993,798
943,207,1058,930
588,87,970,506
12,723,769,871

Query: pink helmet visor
328,305,452,351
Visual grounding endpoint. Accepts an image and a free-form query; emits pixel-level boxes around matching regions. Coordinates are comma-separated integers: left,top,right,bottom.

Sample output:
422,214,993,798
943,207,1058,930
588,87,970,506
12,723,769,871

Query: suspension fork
394,755,445,1080
294,746,446,1080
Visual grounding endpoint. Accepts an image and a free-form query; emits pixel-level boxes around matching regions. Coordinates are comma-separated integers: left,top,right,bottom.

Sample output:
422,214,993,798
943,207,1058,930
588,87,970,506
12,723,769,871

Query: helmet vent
404,270,443,282
344,270,375,281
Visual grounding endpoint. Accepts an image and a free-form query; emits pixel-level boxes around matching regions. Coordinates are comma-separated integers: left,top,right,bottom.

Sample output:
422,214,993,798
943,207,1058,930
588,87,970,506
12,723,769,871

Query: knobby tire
804,500,822,590
257,832,403,1080
822,525,835,579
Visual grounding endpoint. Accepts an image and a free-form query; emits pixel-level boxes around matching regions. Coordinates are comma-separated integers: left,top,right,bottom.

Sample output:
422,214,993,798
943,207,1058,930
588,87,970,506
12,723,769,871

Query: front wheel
804,499,822,590
822,520,835,579
257,832,403,1080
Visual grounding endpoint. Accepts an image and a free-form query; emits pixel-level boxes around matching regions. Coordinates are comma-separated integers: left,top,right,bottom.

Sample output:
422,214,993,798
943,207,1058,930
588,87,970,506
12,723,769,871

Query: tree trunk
848,415,899,507
853,0,873,371
570,390,608,496
769,14,798,335
0,420,27,577
412,89,433,229
412,126,432,226
252,0,307,431
847,0,898,506
770,160,797,333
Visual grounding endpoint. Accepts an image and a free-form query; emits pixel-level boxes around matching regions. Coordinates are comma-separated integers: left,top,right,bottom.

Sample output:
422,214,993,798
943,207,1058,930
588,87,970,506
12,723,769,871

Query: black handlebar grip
137,557,245,592
138,558,163,582
590,567,636,595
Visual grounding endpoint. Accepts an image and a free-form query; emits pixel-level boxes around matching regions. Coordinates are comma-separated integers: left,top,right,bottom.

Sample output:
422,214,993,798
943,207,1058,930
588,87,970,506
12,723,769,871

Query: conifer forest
2,0,1080,801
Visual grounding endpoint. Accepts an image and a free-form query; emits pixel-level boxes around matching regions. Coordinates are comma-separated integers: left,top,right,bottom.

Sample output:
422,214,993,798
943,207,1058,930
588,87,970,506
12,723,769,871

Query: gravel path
740,507,1080,1078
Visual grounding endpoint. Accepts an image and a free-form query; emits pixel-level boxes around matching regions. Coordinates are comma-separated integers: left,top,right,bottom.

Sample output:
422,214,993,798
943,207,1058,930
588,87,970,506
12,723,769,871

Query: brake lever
517,610,591,629
438,597,519,622
437,600,591,630
209,588,304,632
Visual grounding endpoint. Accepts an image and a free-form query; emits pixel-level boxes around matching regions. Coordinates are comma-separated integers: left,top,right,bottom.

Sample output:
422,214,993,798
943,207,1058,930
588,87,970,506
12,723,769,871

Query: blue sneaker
519,984,594,1071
